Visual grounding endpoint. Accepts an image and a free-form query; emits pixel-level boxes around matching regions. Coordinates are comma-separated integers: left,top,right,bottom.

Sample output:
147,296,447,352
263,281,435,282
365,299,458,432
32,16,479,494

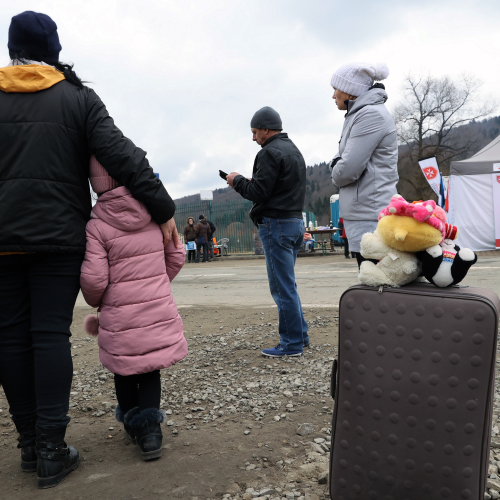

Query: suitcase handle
330,358,338,399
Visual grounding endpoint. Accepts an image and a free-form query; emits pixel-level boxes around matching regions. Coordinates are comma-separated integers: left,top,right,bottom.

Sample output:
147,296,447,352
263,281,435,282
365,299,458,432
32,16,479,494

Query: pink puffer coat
80,186,187,376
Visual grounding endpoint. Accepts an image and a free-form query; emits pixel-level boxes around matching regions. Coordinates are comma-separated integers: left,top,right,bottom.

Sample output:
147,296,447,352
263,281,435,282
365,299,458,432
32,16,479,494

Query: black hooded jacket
0,65,175,253
233,133,306,225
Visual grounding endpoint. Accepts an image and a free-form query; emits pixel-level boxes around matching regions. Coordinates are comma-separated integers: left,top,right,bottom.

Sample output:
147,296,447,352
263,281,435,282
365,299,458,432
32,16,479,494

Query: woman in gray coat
329,62,399,268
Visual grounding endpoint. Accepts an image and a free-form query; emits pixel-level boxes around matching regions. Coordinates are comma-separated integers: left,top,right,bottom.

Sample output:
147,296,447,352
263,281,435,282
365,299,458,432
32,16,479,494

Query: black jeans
0,253,83,429
355,252,378,270
343,238,349,258
196,242,208,262
114,370,161,413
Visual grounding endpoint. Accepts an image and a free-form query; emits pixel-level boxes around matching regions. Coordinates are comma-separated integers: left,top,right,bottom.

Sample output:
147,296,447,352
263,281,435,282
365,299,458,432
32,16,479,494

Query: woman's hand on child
160,219,182,248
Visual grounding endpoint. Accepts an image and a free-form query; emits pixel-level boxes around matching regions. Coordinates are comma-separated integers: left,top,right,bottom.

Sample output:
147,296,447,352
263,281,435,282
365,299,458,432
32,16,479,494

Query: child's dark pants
114,370,161,413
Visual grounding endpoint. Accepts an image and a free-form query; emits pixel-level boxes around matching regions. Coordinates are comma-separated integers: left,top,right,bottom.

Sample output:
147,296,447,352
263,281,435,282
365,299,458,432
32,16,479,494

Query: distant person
207,218,217,261
183,217,197,263
337,218,351,259
195,215,211,263
227,107,309,357
81,159,187,462
0,11,178,488
304,232,315,252
329,62,398,269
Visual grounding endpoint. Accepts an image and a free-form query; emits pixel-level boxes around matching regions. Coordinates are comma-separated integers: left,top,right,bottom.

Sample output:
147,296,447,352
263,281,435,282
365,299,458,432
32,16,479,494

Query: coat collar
262,132,287,148
345,88,388,117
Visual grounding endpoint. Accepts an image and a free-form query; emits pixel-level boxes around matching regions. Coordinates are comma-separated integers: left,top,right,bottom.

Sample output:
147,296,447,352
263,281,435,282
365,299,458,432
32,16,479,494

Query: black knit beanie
250,107,282,131
8,11,61,63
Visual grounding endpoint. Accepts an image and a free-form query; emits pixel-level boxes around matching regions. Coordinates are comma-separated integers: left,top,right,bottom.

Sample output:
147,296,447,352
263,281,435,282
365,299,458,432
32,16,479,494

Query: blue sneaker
261,344,303,357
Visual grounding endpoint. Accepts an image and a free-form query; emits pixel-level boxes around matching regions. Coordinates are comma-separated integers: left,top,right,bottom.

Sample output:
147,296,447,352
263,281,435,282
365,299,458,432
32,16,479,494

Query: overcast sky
1,0,499,198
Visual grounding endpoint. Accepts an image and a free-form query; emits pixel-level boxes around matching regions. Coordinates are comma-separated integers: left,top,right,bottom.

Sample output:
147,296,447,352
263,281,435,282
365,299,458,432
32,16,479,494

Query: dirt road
2,252,500,499
0,304,338,500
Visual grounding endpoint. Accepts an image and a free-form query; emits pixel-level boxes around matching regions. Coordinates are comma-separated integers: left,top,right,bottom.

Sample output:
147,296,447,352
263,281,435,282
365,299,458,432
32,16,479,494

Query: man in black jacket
227,107,309,357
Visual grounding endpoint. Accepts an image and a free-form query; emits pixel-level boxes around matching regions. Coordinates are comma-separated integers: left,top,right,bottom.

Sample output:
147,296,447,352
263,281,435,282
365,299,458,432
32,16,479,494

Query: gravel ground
2,303,500,500
0,305,338,500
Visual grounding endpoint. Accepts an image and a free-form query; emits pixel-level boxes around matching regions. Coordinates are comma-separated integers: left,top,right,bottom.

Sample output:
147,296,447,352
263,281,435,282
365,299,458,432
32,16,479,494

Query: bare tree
394,73,497,201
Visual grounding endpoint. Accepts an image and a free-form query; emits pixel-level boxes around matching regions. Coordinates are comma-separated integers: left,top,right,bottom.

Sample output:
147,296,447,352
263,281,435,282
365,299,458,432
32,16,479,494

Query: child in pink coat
80,157,187,461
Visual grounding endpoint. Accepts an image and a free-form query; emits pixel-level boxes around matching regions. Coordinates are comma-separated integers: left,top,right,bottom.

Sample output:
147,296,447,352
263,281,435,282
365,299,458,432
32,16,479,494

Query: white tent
448,135,500,251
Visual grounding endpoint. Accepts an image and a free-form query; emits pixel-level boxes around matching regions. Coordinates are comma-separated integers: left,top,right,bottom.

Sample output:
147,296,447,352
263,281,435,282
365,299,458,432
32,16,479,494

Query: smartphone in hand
219,170,228,180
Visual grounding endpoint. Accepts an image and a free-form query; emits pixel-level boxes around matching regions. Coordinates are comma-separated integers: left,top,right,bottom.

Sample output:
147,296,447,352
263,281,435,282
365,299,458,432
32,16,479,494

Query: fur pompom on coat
84,314,100,337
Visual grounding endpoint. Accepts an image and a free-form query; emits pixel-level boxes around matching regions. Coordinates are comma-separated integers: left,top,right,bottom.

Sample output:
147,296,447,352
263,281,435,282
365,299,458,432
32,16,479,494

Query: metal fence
174,200,256,254
304,211,317,227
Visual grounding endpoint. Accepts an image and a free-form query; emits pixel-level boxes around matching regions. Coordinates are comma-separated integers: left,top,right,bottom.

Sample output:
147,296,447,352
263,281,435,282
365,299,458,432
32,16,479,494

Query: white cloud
1,0,499,198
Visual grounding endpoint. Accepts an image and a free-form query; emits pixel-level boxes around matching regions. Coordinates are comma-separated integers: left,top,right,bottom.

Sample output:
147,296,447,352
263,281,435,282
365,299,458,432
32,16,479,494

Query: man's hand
226,172,240,188
160,218,181,248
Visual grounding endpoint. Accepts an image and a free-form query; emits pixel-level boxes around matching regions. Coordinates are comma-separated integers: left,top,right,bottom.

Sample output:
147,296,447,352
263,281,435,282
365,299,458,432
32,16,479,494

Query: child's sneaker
261,344,303,357
129,409,165,461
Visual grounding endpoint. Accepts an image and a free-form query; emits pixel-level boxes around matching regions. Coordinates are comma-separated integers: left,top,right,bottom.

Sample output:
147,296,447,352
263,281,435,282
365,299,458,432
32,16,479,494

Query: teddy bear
358,195,447,287
416,224,478,287
358,230,421,287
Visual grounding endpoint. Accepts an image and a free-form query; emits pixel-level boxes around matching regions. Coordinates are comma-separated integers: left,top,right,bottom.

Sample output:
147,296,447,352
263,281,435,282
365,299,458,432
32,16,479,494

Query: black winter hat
250,106,282,131
8,11,62,63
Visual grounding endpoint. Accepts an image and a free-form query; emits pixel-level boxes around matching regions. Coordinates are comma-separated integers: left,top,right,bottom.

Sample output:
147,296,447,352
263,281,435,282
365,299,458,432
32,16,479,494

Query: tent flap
450,174,495,251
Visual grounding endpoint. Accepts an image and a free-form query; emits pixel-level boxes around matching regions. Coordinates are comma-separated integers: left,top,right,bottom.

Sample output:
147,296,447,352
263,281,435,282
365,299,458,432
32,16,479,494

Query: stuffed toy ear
84,314,99,337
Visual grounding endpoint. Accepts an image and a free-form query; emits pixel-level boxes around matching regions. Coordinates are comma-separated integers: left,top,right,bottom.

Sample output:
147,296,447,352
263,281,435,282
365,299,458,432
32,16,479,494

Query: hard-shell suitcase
330,283,500,500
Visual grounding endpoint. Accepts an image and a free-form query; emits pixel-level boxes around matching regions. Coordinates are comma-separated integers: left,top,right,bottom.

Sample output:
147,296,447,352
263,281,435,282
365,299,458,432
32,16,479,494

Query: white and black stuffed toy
416,239,477,287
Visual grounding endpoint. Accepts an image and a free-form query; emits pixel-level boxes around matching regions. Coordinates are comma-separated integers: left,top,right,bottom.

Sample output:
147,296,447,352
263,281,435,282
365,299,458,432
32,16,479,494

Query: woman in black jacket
0,11,178,488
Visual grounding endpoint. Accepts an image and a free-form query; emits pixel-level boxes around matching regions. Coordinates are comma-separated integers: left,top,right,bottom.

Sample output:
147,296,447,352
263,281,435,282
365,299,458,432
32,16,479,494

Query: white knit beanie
330,62,389,97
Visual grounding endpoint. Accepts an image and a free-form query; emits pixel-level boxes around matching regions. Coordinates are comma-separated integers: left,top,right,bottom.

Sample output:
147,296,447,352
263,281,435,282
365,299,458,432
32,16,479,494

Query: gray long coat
330,88,398,221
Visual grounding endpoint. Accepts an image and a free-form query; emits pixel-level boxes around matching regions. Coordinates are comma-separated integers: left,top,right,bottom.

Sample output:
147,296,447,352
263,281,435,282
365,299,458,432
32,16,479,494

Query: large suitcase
330,283,500,500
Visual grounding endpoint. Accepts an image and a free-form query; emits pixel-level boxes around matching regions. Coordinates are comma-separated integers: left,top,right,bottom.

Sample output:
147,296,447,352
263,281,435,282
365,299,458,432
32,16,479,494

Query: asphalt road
75,252,500,308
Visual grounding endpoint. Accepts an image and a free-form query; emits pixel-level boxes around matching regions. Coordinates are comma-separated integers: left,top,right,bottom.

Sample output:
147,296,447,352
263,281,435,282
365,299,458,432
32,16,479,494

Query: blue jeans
258,217,309,351
196,242,208,262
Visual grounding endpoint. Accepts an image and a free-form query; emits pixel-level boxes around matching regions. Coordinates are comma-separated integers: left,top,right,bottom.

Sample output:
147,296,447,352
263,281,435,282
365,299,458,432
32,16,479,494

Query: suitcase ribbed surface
330,284,500,500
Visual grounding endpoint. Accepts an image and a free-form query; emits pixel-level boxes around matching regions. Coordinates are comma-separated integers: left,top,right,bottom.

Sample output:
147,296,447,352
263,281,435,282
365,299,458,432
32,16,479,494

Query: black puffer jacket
233,133,306,225
0,65,175,253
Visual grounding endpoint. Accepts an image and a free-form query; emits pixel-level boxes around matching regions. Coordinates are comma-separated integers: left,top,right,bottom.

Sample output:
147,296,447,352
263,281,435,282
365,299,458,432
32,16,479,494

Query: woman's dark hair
369,82,386,91
9,50,85,89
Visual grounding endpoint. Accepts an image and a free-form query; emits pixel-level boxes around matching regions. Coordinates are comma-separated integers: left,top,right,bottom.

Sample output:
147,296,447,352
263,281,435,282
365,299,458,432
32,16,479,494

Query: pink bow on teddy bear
379,194,447,240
